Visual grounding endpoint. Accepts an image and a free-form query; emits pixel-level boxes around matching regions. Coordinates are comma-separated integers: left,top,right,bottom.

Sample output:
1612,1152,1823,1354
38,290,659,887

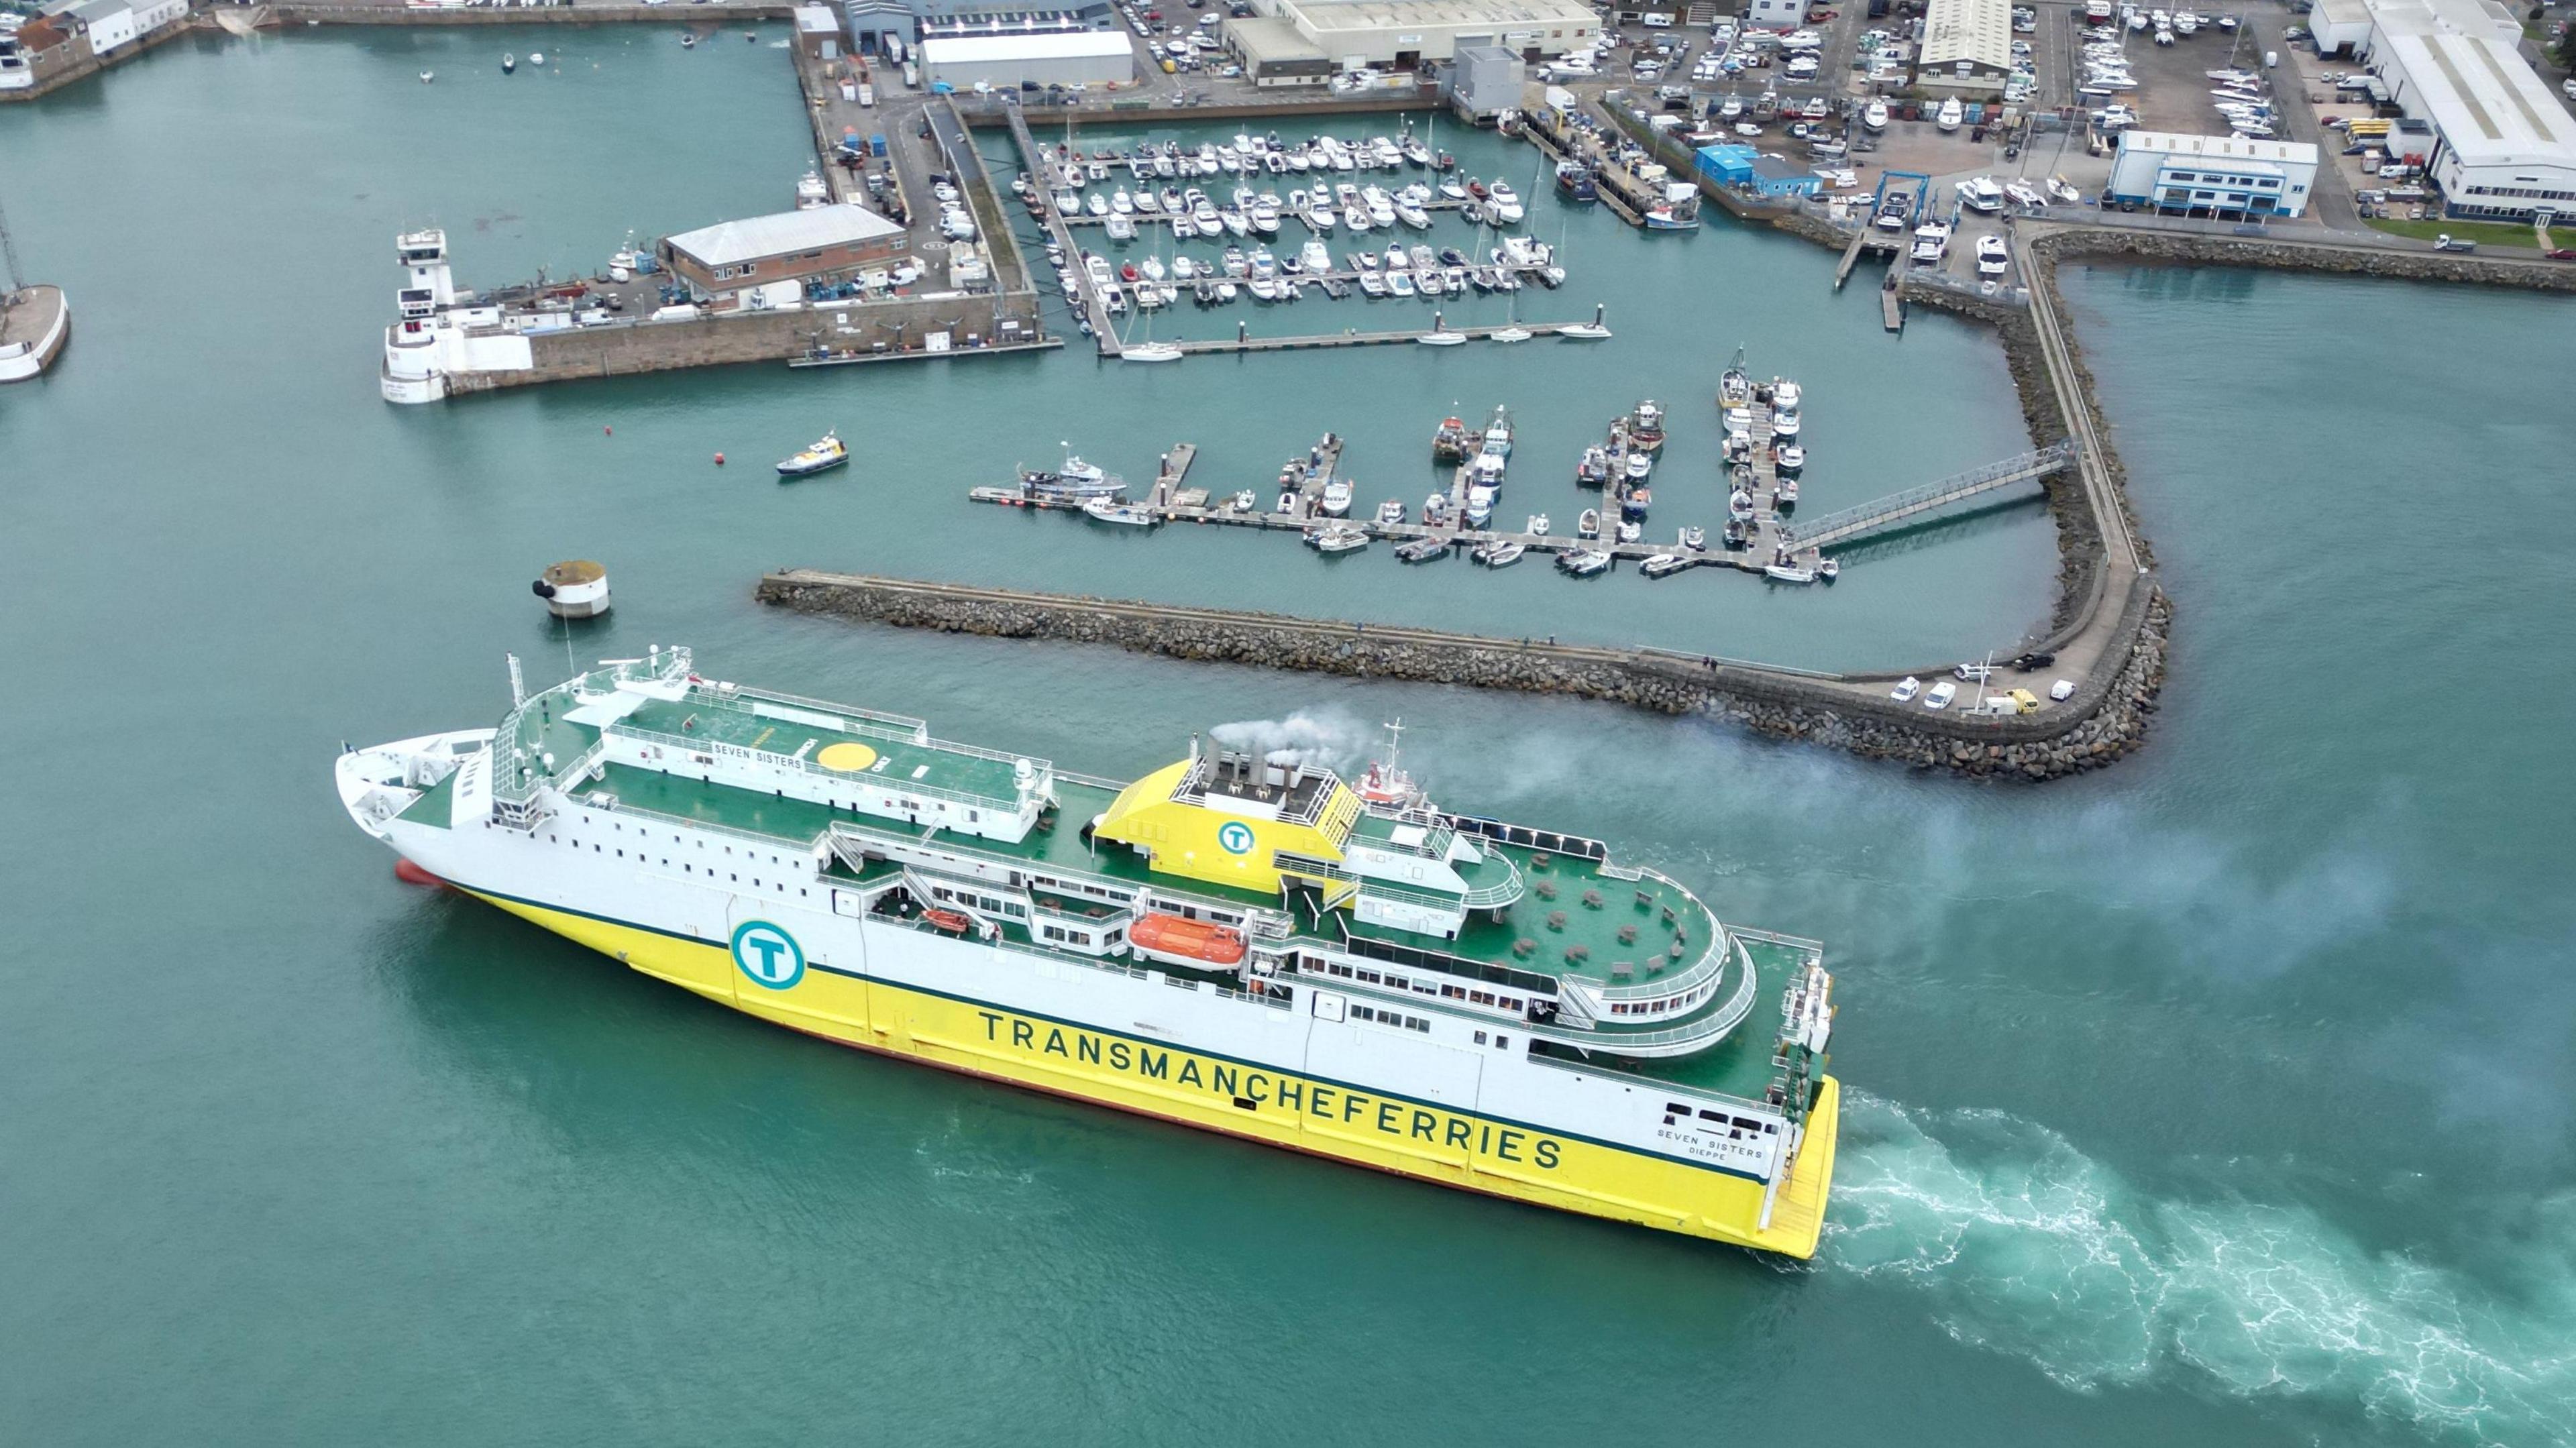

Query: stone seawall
2032,226,2576,292
445,292,1049,394
757,573,2170,780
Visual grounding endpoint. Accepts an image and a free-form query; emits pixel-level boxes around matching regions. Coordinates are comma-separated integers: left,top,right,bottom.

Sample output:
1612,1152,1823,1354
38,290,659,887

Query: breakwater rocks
757,572,2169,781
2032,226,2576,293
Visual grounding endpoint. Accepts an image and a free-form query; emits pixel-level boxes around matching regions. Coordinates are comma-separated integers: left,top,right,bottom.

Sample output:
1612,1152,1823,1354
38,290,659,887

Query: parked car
1924,680,1958,710
1890,676,1923,702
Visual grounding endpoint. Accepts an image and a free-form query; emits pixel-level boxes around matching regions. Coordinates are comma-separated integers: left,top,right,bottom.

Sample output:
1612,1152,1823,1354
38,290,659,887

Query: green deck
1348,842,1713,987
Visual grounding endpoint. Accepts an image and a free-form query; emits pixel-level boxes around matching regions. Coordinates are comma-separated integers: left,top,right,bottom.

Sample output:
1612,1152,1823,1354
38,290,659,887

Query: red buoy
604,425,613,435
714,451,727,465
394,858,445,889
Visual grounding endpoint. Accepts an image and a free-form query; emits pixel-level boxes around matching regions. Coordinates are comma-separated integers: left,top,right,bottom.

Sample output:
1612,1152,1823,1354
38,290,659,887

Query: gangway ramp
1784,442,2079,552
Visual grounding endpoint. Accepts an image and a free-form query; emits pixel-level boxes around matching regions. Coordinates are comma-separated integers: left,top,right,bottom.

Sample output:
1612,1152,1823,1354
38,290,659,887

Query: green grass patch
2363,215,2553,248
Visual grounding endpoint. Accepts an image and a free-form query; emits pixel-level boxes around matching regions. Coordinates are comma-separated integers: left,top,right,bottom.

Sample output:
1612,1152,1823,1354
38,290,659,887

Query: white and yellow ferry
337,649,1839,1256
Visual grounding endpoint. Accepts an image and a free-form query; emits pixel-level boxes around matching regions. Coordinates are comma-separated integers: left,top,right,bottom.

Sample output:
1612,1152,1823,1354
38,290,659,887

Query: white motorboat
1774,443,1806,471
1764,563,1819,583
1487,181,1525,224
1558,321,1612,340
1122,341,1183,363
1862,101,1888,133
1936,97,1964,131
419,70,435,82
1305,523,1370,555
1556,548,1611,577
1319,479,1354,516
1376,498,1406,526
1641,554,1691,579
1473,540,1527,567
1526,513,1550,536
1959,176,2006,213
1234,490,1258,512
527,50,544,65
1083,498,1159,526
1417,329,1464,346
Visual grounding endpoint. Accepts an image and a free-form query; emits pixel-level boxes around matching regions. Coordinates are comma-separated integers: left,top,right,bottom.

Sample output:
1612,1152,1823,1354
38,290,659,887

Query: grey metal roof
663,207,908,268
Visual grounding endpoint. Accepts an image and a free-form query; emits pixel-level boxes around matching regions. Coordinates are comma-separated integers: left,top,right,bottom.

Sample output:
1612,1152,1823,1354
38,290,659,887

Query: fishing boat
1377,498,1406,526
1472,539,1526,567
1556,548,1611,577
775,431,850,478
1719,364,1753,410
1432,415,1469,461
1623,451,1654,485
1576,447,1610,488
1083,498,1159,526
1554,161,1599,203
1319,479,1354,517
1630,399,1666,452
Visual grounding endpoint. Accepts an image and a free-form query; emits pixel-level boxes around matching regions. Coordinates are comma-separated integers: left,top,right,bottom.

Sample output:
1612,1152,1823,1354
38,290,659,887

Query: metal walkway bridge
1784,441,2080,552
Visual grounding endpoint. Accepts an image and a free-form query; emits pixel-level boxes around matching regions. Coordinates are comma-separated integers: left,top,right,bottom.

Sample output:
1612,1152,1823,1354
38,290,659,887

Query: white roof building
2104,131,2321,217
918,28,1135,86
2374,28,2576,217
1914,0,2012,95
1272,0,1599,66
664,207,907,268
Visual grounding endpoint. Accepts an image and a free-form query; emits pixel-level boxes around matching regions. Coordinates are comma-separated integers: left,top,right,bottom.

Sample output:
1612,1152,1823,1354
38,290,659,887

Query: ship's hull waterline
458,882,1839,1256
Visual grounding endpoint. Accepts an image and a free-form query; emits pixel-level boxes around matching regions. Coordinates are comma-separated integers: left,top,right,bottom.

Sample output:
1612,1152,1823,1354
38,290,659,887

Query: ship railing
1529,938,1761,1057
1572,926,1733,1007
1521,1049,1774,1114
1456,852,1525,910
614,720,1036,816
667,686,1058,781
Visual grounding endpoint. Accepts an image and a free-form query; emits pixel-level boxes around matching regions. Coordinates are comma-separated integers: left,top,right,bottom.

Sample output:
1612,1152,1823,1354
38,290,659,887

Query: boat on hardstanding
339,655,1841,1256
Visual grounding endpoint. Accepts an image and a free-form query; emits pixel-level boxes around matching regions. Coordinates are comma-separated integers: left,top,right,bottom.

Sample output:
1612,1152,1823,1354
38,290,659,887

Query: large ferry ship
337,650,1840,1256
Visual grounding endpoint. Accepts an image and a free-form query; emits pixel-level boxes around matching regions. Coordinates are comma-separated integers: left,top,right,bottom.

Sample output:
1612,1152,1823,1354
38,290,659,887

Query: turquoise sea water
6,28,2575,1447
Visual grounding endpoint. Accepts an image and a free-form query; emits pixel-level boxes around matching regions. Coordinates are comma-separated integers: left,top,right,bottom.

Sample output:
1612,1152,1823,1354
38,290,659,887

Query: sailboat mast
0,197,23,296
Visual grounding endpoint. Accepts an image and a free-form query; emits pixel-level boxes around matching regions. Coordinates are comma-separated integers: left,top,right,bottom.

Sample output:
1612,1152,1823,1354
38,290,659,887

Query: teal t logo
1218,821,1255,856
731,920,804,989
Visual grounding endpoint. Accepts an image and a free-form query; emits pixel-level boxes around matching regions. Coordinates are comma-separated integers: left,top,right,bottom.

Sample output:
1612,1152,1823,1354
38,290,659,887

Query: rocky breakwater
756,571,2169,781
2030,226,2576,293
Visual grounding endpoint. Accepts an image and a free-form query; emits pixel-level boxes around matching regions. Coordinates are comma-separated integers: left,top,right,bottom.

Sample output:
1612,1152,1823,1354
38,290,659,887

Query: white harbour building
2309,0,2576,219
2103,131,2320,217
1243,0,1598,70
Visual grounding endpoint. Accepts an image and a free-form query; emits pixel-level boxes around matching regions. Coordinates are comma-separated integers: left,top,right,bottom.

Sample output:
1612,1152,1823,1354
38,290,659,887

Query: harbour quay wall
268,2,798,23
755,571,2170,780
441,290,1046,394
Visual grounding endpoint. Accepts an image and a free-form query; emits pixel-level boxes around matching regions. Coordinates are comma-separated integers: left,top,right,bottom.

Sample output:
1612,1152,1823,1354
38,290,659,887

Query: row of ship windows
1036,923,1126,948
928,883,1026,919
1668,1102,1778,1135
551,826,812,897
1609,982,1711,1017
1350,1005,1430,1033
1310,959,1525,1013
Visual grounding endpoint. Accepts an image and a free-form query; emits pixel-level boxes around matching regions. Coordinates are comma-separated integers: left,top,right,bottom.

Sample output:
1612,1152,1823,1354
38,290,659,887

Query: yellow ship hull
473,889,1838,1259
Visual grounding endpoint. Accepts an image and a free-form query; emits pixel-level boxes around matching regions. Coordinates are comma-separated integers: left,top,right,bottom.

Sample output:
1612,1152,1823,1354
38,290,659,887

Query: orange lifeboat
1130,913,1247,966
922,907,976,935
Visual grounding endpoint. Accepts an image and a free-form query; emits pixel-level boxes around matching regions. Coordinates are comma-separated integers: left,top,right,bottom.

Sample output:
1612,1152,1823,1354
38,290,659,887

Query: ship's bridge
1091,748,1360,895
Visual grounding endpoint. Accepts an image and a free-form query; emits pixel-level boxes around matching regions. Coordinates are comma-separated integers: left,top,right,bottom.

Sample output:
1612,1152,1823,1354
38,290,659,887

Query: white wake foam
1823,1092,2576,1445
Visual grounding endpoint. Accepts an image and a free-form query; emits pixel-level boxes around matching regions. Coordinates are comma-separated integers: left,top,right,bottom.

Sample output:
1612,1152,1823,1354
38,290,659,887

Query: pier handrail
1781,441,2079,551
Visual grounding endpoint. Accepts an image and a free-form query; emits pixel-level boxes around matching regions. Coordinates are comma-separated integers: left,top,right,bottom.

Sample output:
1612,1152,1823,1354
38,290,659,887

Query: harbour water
6,30,2575,1448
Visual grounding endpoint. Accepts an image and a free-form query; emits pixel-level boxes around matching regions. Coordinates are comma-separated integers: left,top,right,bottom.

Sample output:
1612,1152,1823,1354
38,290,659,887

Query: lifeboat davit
1130,912,1247,966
